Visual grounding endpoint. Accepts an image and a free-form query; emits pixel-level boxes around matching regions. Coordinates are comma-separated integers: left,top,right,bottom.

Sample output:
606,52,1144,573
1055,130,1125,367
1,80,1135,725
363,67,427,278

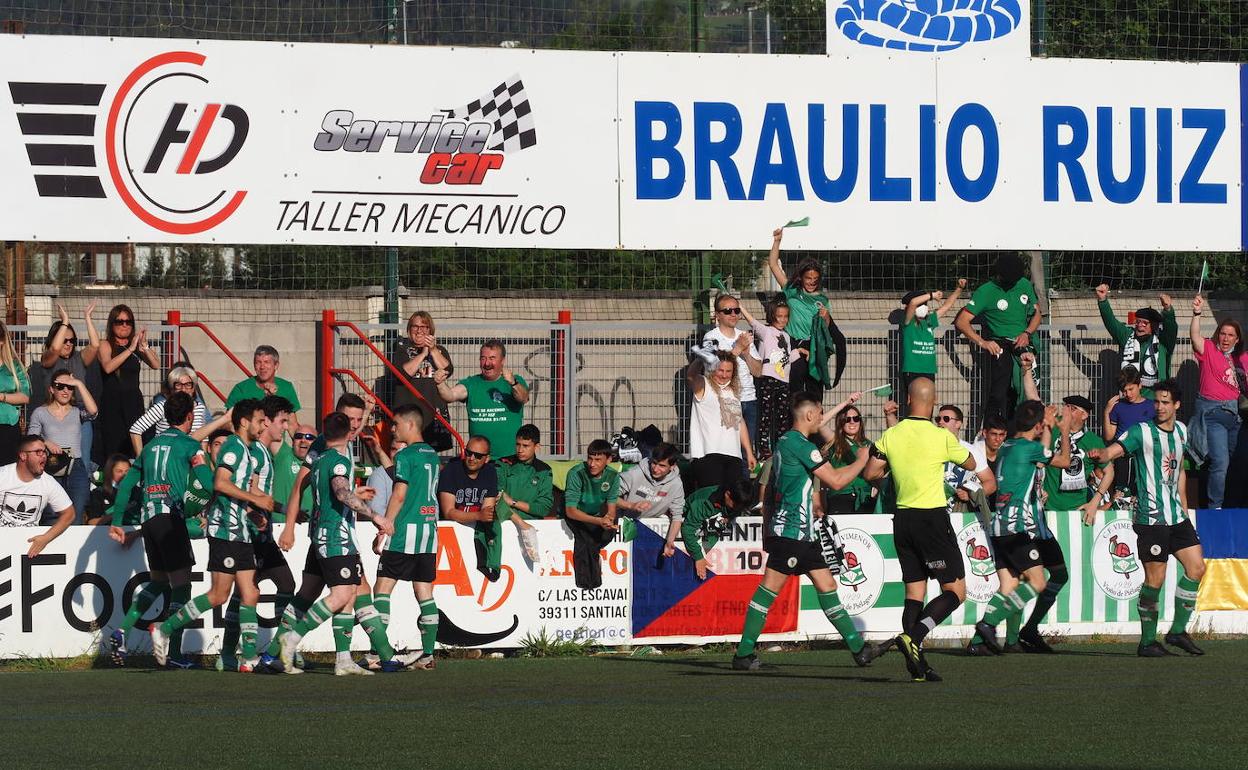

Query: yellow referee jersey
873,417,972,509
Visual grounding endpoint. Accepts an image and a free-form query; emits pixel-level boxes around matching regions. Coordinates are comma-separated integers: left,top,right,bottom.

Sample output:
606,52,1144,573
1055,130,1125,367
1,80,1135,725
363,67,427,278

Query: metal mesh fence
329,319,1205,458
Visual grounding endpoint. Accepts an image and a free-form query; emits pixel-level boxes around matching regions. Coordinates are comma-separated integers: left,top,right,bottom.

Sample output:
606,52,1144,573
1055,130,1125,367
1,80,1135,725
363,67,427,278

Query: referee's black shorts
893,507,965,584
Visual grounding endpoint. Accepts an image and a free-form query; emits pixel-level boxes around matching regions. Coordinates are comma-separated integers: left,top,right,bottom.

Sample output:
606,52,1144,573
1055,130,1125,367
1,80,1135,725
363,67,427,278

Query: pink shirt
1193,338,1248,401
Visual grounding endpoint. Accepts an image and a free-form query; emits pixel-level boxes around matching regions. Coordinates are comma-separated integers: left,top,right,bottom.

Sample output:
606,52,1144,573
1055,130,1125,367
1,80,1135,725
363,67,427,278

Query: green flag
782,217,810,228
710,272,729,293
867,383,892,398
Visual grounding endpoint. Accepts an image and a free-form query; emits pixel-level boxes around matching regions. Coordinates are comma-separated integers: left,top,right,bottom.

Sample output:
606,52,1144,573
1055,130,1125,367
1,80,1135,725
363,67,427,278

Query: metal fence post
319,309,337,427
566,315,578,458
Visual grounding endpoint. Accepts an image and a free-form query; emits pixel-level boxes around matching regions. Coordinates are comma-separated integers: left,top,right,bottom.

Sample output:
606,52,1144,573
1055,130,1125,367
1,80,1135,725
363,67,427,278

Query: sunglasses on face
936,415,960,423
62,338,77,346
293,432,316,441
843,415,861,423
51,382,74,391
112,318,133,326
718,307,741,315
465,449,489,460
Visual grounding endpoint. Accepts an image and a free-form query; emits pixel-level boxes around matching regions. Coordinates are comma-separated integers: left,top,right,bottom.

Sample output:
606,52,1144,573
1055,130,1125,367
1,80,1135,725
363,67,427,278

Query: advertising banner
0,36,619,247
619,53,1241,251
825,0,1031,59
0,521,629,659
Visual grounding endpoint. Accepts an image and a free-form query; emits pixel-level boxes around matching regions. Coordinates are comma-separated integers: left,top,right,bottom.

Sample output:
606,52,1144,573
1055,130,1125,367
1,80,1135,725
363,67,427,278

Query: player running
1088,379,1206,657
733,393,888,671
970,397,1072,657
275,412,417,674
150,399,275,670
106,393,213,667
218,395,297,671
371,404,441,670
866,377,976,682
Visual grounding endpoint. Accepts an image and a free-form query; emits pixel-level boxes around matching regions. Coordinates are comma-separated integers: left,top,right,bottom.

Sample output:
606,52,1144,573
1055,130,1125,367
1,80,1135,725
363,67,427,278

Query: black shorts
763,536,826,576
991,533,1044,576
377,551,436,583
140,513,194,574
1035,536,1066,569
306,551,364,587
1135,520,1201,563
893,508,965,584
207,537,257,574
252,537,288,574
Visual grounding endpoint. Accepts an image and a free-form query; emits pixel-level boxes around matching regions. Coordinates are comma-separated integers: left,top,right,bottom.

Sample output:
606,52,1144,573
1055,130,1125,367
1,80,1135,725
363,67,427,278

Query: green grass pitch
1,641,1242,768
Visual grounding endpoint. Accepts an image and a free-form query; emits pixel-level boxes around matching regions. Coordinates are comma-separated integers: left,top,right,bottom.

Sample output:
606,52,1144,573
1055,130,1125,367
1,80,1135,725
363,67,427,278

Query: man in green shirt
735,393,885,672
151,399,275,671
374,404,442,670
563,439,620,589
271,421,316,523
1095,285,1177,396
225,345,302,420
971,396,1071,657
899,279,965,389
955,254,1042,424
493,423,553,566
274,412,417,674
436,340,529,458
106,392,212,667
680,478,756,579
1088,380,1206,657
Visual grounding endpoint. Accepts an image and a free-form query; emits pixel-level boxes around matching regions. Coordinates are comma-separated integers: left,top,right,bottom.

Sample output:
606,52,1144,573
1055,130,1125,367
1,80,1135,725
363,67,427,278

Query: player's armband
869,445,887,461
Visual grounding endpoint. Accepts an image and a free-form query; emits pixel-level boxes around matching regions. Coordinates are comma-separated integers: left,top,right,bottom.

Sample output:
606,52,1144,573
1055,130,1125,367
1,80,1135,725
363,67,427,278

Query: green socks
167,584,192,658
355,595,395,661
292,599,334,639
1138,584,1161,645
735,585,778,658
160,593,212,636
331,613,354,654
119,581,166,639
1169,575,1200,635
267,595,312,657
238,605,258,660
978,583,1038,642
418,599,439,655
817,590,864,654
1006,610,1022,646
374,593,391,629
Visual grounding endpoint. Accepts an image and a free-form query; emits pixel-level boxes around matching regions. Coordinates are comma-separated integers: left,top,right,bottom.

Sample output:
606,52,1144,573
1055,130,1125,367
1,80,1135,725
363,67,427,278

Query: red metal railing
165,310,252,405
320,309,466,456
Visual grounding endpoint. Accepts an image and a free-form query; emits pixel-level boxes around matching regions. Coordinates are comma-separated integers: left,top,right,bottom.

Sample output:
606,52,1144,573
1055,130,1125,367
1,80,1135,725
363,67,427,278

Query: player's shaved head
907,377,935,418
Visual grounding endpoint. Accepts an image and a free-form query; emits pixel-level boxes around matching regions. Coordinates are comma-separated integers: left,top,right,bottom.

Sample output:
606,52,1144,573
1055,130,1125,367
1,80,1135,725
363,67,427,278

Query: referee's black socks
910,590,961,646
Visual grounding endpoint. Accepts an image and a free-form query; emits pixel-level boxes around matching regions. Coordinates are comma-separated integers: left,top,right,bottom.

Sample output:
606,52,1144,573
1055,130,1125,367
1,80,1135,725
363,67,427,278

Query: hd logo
7,51,249,235
834,0,1023,52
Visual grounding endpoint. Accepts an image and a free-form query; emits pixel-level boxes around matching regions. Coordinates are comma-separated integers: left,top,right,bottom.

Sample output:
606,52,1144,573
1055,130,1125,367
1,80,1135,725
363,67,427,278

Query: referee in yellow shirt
865,377,976,683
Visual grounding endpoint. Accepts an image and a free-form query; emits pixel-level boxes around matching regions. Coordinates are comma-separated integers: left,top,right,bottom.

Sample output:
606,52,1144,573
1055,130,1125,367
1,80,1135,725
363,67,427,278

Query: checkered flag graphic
443,74,537,153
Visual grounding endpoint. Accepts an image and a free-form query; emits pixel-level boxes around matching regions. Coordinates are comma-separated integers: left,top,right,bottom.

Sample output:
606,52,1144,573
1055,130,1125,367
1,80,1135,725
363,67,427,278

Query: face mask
915,304,930,319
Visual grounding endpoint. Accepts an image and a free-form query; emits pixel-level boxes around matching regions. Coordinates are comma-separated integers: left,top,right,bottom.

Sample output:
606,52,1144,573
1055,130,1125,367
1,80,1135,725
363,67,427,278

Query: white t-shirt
0,463,73,526
689,380,744,459
702,327,757,402
945,439,990,493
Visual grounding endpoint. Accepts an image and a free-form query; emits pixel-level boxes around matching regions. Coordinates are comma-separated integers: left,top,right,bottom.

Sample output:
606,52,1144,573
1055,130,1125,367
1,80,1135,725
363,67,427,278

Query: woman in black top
95,304,159,462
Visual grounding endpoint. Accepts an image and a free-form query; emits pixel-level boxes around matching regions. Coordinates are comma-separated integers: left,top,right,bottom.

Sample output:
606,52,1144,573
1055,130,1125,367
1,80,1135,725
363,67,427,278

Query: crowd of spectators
2,253,1247,560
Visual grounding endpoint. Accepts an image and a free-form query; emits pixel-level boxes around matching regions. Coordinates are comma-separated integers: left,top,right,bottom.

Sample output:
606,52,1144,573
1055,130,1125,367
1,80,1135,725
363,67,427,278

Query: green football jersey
461,374,527,458
388,443,441,555
309,446,358,557
768,430,825,542
964,278,1038,339
131,428,209,524
679,486,729,560
206,434,258,542
781,284,831,341
1042,427,1107,512
900,311,940,375
991,437,1051,538
564,463,620,517
1118,421,1188,525
249,440,276,541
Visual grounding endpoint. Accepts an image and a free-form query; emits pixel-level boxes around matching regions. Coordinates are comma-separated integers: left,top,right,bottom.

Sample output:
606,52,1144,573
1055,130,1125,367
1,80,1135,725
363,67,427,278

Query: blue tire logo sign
835,0,1023,52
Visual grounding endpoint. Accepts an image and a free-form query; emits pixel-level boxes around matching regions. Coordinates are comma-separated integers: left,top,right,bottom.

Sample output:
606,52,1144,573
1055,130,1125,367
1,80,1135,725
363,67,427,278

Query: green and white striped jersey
206,434,258,542
1117,421,1189,525
991,437,1052,538
767,430,825,543
386,443,440,556
249,440,275,542
309,446,358,558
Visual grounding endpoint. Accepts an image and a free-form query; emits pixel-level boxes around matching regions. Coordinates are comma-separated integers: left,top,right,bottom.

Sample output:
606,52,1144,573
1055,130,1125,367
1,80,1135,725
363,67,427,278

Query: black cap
1063,395,1095,413
1135,308,1163,328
